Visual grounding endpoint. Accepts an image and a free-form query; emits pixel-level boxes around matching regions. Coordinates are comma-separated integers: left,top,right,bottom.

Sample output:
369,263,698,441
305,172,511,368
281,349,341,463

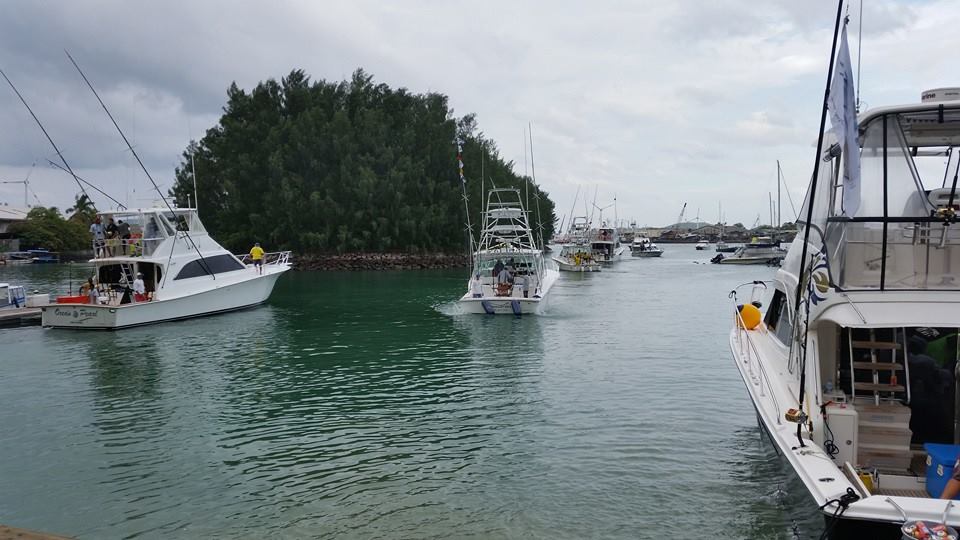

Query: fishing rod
0,68,94,206
793,0,847,450
46,160,126,209
65,50,215,279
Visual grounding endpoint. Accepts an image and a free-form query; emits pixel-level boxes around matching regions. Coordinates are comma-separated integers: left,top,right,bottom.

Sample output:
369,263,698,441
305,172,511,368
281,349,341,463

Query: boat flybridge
630,236,663,257
553,216,602,272
590,224,626,264
459,188,558,315
40,206,291,329
731,89,960,537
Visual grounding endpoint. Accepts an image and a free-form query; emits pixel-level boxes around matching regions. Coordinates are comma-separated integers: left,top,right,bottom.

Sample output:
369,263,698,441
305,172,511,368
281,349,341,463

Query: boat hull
553,257,601,272
458,269,558,315
41,269,286,329
714,256,784,265
631,250,663,258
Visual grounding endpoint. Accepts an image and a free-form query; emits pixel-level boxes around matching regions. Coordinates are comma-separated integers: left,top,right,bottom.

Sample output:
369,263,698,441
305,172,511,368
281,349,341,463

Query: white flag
827,25,860,216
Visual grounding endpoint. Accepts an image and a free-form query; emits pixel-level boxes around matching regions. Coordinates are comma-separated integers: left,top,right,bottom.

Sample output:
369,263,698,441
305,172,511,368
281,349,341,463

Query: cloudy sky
1,0,958,227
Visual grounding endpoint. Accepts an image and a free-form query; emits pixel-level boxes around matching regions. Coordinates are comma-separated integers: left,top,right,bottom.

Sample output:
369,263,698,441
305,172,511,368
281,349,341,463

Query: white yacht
459,188,558,315
695,240,709,251
590,224,626,264
711,236,785,265
40,207,290,329
731,87,960,537
553,216,601,271
630,236,663,257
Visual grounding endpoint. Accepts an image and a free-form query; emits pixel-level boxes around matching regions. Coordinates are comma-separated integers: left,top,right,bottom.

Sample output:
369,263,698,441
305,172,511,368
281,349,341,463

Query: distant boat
28,249,59,264
458,188,559,315
711,236,785,265
553,216,601,271
590,225,626,264
630,236,663,258
715,241,738,253
695,240,709,250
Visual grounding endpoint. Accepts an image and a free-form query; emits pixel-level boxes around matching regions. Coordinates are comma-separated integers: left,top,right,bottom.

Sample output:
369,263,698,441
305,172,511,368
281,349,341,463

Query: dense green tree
169,69,556,254
9,207,89,251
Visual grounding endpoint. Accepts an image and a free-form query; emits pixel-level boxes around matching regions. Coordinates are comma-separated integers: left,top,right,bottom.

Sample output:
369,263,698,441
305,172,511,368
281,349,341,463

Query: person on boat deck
516,274,529,298
105,218,118,257
132,272,147,302
471,274,483,298
250,243,265,274
492,259,504,278
117,219,131,255
89,217,105,257
497,265,512,285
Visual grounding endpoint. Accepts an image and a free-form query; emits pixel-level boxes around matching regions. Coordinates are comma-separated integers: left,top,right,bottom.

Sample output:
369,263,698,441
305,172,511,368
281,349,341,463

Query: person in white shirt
471,274,483,298
132,272,147,302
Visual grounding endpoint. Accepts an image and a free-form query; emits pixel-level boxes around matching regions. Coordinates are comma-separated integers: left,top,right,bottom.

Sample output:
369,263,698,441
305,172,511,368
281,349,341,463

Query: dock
0,307,42,327
0,524,72,540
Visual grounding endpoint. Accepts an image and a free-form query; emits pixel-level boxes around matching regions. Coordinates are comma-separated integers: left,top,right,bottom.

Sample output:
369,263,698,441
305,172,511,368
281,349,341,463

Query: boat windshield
476,254,538,276
792,105,960,290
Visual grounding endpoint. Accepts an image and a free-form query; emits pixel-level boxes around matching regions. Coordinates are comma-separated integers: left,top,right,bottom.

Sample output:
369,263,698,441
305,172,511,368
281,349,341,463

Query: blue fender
481,300,495,315
511,300,522,316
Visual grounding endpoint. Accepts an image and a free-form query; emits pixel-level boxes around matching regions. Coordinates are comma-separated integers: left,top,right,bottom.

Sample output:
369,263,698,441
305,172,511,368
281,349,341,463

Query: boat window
764,290,793,345
174,254,244,280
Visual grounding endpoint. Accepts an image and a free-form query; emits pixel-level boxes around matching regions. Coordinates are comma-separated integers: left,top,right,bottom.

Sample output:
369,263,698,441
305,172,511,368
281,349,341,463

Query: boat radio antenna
0,68,94,206
65,50,215,279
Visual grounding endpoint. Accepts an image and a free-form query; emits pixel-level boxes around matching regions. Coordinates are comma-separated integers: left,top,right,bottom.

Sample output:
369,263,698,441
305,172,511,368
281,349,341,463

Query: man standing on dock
250,243,265,274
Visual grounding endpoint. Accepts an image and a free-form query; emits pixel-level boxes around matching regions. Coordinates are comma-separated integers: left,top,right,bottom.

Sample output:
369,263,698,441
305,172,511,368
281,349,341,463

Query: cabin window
174,254,244,280
764,290,794,345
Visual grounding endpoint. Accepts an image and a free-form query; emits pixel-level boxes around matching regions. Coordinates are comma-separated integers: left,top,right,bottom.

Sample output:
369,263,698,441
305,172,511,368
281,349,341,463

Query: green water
0,248,822,538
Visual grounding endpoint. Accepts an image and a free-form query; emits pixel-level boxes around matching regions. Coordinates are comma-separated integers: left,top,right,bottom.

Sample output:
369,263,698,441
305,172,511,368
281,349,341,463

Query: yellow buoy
737,304,762,329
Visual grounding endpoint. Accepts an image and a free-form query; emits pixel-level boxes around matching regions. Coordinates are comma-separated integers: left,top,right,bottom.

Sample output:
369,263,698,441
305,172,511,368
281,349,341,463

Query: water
0,247,824,538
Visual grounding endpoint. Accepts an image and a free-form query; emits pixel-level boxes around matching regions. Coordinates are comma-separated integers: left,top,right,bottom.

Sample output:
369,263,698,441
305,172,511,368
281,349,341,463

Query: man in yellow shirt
250,242,265,274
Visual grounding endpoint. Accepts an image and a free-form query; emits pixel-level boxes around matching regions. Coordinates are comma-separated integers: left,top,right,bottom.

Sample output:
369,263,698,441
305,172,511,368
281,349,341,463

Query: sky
0,0,958,228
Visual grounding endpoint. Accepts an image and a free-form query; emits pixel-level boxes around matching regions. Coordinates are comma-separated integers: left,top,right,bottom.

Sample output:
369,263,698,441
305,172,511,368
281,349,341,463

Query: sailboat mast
777,160,783,228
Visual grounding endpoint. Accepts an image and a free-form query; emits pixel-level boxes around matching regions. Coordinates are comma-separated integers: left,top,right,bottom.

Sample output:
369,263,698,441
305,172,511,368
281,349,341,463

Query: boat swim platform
0,524,72,540
0,308,42,327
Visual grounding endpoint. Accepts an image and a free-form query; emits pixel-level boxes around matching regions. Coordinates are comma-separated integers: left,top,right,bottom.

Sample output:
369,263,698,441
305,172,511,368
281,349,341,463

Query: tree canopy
169,69,555,254
9,207,89,251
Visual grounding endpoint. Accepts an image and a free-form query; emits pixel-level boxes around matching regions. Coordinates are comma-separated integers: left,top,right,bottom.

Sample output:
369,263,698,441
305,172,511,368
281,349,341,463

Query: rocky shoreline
293,252,469,271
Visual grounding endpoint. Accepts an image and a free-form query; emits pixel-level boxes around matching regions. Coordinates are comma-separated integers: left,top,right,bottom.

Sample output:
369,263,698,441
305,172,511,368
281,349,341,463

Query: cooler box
924,443,960,498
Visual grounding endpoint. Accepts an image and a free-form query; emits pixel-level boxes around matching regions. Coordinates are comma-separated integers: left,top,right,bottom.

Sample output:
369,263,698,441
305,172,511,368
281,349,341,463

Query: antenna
855,0,864,112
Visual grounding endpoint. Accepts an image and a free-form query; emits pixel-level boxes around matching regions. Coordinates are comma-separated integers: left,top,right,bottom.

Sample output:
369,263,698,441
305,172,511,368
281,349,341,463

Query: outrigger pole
0,68,94,206
457,139,475,272
65,50,216,279
793,0,847,448
46,160,126,209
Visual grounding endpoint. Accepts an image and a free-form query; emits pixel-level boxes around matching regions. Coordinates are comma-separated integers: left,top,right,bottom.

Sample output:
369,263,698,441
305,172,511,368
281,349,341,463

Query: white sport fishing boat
711,236,785,265
459,188,558,315
731,79,960,539
590,224,626,264
41,207,290,329
630,236,663,257
553,216,601,271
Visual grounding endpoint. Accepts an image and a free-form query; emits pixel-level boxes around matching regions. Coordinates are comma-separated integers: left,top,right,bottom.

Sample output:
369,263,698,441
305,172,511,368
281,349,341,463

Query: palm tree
67,193,96,223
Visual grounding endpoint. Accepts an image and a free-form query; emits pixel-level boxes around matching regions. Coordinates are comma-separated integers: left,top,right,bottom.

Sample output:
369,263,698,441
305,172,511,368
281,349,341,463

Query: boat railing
731,284,783,426
235,251,292,266
92,235,163,259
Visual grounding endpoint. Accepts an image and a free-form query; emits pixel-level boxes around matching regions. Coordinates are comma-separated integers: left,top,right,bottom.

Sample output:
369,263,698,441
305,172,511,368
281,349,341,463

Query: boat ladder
848,327,910,406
